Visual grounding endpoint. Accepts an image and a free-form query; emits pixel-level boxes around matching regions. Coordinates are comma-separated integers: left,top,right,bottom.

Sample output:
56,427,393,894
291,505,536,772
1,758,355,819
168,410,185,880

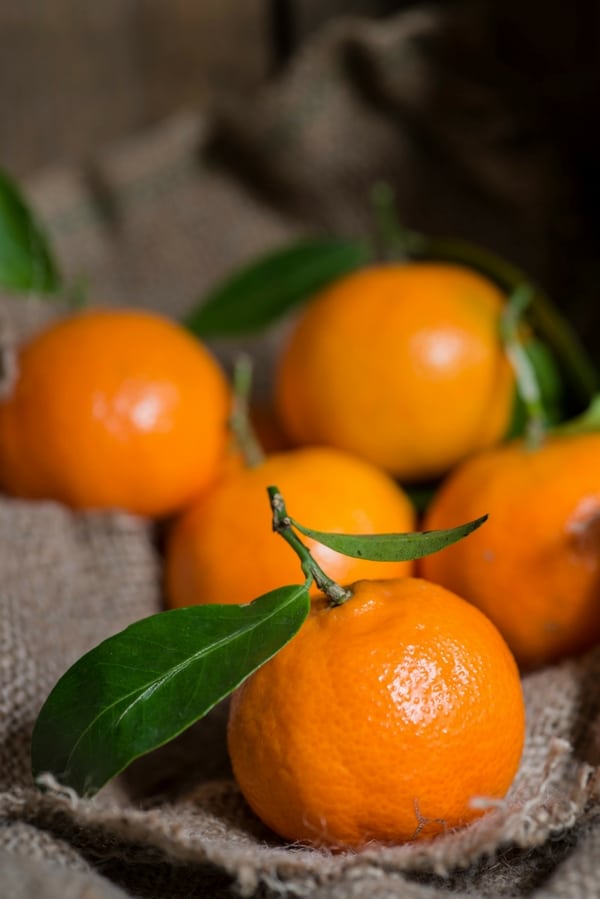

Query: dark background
1,1,598,351
3,2,597,182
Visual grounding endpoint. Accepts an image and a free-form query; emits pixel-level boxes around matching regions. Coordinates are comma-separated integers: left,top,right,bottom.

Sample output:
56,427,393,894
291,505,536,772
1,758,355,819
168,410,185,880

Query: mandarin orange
0,308,230,517
165,445,415,607
275,262,515,481
228,576,525,848
420,433,600,668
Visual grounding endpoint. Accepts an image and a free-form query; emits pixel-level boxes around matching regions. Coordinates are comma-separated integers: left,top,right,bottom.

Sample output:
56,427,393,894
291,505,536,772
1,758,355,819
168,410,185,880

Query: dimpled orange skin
0,309,230,517
228,577,525,849
275,263,515,481
420,434,600,669
165,446,416,608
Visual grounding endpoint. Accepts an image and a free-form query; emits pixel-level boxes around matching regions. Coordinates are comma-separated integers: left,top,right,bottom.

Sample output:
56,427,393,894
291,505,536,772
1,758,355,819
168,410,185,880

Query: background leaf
31,585,310,797
0,168,60,293
291,515,488,561
184,237,371,337
506,336,564,440
552,394,600,437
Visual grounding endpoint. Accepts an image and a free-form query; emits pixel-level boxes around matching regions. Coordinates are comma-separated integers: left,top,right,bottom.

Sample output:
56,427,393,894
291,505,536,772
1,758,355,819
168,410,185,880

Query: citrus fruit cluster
163,259,522,617
8,255,596,851
271,261,600,673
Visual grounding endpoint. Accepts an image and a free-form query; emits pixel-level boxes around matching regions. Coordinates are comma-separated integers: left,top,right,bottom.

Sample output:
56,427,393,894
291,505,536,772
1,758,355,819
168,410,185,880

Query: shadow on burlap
2,6,600,898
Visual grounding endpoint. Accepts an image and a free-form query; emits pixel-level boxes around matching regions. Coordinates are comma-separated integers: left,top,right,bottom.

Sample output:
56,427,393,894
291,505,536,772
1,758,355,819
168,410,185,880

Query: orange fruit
228,577,525,848
420,433,600,669
165,446,415,607
275,262,515,481
0,308,230,517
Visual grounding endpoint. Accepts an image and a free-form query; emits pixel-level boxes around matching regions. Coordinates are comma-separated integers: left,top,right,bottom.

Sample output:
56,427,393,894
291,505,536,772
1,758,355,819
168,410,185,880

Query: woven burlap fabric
24,7,598,367
2,6,600,898
2,598,600,899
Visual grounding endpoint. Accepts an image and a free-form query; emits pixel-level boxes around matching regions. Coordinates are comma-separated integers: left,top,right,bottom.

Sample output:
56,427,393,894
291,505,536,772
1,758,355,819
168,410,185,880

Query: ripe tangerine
228,576,525,848
275,262,515,481
0,308,230,517
420,433,600,668
165,445,416,607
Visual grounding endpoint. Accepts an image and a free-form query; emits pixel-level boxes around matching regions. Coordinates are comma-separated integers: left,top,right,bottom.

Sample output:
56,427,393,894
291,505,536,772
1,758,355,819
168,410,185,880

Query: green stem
268,486,351,606
64,276,90,310
500,285,547,449
229,354,265,468
370,182,425,262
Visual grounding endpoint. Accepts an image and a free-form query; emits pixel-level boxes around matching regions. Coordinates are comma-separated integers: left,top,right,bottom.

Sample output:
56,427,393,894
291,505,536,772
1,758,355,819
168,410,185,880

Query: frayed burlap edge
4,732,598,898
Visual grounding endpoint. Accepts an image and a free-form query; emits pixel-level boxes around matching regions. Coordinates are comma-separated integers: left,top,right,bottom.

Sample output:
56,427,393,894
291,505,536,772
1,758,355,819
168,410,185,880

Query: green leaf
552,394,600,437
0,168,60,293
31,585,310,797
184,238,371,337
404,482,439,516
501,285,548,448
290,515,488,562
522,337,563,424
507,336,564,440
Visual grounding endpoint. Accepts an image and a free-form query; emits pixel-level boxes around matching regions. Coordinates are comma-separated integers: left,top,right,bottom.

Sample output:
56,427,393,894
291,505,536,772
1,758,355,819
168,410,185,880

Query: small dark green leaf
501,285,548,447
507,336,564,439
290,515,488,562
184,238,371,337
404,482,439,516
522,338,563,424
31,585,310,797
0,168,60,293
552,394,600,437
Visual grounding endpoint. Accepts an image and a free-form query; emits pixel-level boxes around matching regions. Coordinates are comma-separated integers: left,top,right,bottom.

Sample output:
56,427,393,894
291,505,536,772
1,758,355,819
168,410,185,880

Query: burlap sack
2,7,600,898
24,7,599,365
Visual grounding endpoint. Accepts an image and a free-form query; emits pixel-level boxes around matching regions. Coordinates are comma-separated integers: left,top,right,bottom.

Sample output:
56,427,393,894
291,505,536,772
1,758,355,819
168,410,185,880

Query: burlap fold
2,646,599,898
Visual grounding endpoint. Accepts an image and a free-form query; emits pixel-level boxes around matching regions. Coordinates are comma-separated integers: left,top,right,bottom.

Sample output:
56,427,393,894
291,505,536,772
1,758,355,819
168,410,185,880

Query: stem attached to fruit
229,354,265,468
370,182,425,262
268,486,352,606
501,285,547,450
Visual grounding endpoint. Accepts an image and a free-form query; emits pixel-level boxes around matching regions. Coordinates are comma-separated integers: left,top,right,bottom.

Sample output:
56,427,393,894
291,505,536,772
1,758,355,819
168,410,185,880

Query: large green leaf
184,237,371,337
31,585,310,797
290,515,488,562
0,168,60,293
